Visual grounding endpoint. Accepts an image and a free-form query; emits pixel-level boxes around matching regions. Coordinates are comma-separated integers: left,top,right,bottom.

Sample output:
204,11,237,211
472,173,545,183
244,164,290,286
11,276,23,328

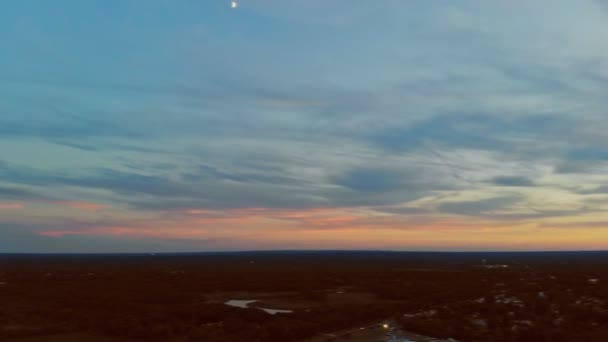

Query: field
2,251,608,341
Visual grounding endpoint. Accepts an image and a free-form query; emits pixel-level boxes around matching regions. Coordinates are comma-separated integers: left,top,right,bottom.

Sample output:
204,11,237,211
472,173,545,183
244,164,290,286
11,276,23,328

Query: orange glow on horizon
34,205,608,250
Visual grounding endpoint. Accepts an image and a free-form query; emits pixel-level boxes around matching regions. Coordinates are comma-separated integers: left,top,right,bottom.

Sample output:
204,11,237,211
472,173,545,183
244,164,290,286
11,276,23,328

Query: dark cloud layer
490,176,535,187
371,113,575,157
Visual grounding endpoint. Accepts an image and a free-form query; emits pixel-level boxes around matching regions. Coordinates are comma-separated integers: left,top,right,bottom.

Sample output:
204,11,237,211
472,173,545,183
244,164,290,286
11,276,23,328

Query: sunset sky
2,1,608,252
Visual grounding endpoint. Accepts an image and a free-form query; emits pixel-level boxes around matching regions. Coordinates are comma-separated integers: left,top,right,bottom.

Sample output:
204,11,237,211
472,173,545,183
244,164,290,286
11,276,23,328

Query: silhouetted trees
3,252,608,341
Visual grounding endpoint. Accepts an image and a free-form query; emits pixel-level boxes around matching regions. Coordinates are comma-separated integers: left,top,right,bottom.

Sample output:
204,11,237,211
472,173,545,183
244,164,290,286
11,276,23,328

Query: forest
1,251,608,341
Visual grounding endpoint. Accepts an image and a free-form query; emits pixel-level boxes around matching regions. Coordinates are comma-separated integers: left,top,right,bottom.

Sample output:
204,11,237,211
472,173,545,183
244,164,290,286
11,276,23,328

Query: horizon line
1,249,607,255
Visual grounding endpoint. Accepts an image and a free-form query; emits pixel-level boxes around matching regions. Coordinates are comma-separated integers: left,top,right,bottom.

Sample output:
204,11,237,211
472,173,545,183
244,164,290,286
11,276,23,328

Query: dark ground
1,251,608,341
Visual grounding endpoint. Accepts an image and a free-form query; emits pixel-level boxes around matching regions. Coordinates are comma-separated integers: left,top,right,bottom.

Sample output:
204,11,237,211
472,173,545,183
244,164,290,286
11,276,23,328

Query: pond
224,299,293,315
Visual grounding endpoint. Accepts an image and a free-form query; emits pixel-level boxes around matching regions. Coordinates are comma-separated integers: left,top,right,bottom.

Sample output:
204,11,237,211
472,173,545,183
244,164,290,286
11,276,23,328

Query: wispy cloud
490,176,535,187
52,201,106,212
1,0,608,251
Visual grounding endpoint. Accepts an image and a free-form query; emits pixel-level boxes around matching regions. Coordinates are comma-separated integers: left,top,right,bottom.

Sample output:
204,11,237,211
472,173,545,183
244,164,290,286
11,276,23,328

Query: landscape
2,251,608,341
3,1,608,341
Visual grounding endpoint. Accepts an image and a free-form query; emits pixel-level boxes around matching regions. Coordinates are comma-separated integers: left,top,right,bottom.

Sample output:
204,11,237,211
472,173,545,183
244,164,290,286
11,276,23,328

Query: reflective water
224,299,293,315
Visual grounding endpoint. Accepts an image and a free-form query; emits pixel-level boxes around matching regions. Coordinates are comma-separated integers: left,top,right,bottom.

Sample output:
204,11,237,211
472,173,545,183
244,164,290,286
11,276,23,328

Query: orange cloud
53,201,106,212
183,209,215,215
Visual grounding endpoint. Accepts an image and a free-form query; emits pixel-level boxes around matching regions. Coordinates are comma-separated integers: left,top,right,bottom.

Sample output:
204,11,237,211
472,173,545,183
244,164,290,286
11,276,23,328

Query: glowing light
382,323,389,329
231,1,238,8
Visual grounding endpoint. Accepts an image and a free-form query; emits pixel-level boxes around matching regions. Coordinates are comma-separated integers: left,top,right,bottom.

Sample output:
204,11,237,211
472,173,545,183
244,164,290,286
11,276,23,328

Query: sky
2,0,608,252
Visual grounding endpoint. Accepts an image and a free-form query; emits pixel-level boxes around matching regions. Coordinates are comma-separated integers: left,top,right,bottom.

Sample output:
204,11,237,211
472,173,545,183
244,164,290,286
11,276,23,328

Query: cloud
375,206,430,215
481,209,590,221
52,201,106,212
553,161,597,174
554,147,608,174
0,162,178,197
370,113,574,157
0,227,224,253
0,202,24,209
2,0,608,251
438,195,522,216
334,168,404,193
490,176,535,187
538,221,608,229
0,185,41,200
578,185,608,195
566,147,608,161
182,164,294,185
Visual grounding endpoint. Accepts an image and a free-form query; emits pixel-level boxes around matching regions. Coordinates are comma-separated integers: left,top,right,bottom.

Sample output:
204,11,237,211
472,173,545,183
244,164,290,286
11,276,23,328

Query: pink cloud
0,202,24,210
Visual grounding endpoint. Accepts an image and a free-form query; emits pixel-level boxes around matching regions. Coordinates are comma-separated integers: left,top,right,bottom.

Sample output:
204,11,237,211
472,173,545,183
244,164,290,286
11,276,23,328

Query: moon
231,1,238,8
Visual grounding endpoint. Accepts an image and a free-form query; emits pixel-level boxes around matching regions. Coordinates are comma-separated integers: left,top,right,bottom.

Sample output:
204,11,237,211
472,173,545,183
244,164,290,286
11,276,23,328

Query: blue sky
2,0,608,252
